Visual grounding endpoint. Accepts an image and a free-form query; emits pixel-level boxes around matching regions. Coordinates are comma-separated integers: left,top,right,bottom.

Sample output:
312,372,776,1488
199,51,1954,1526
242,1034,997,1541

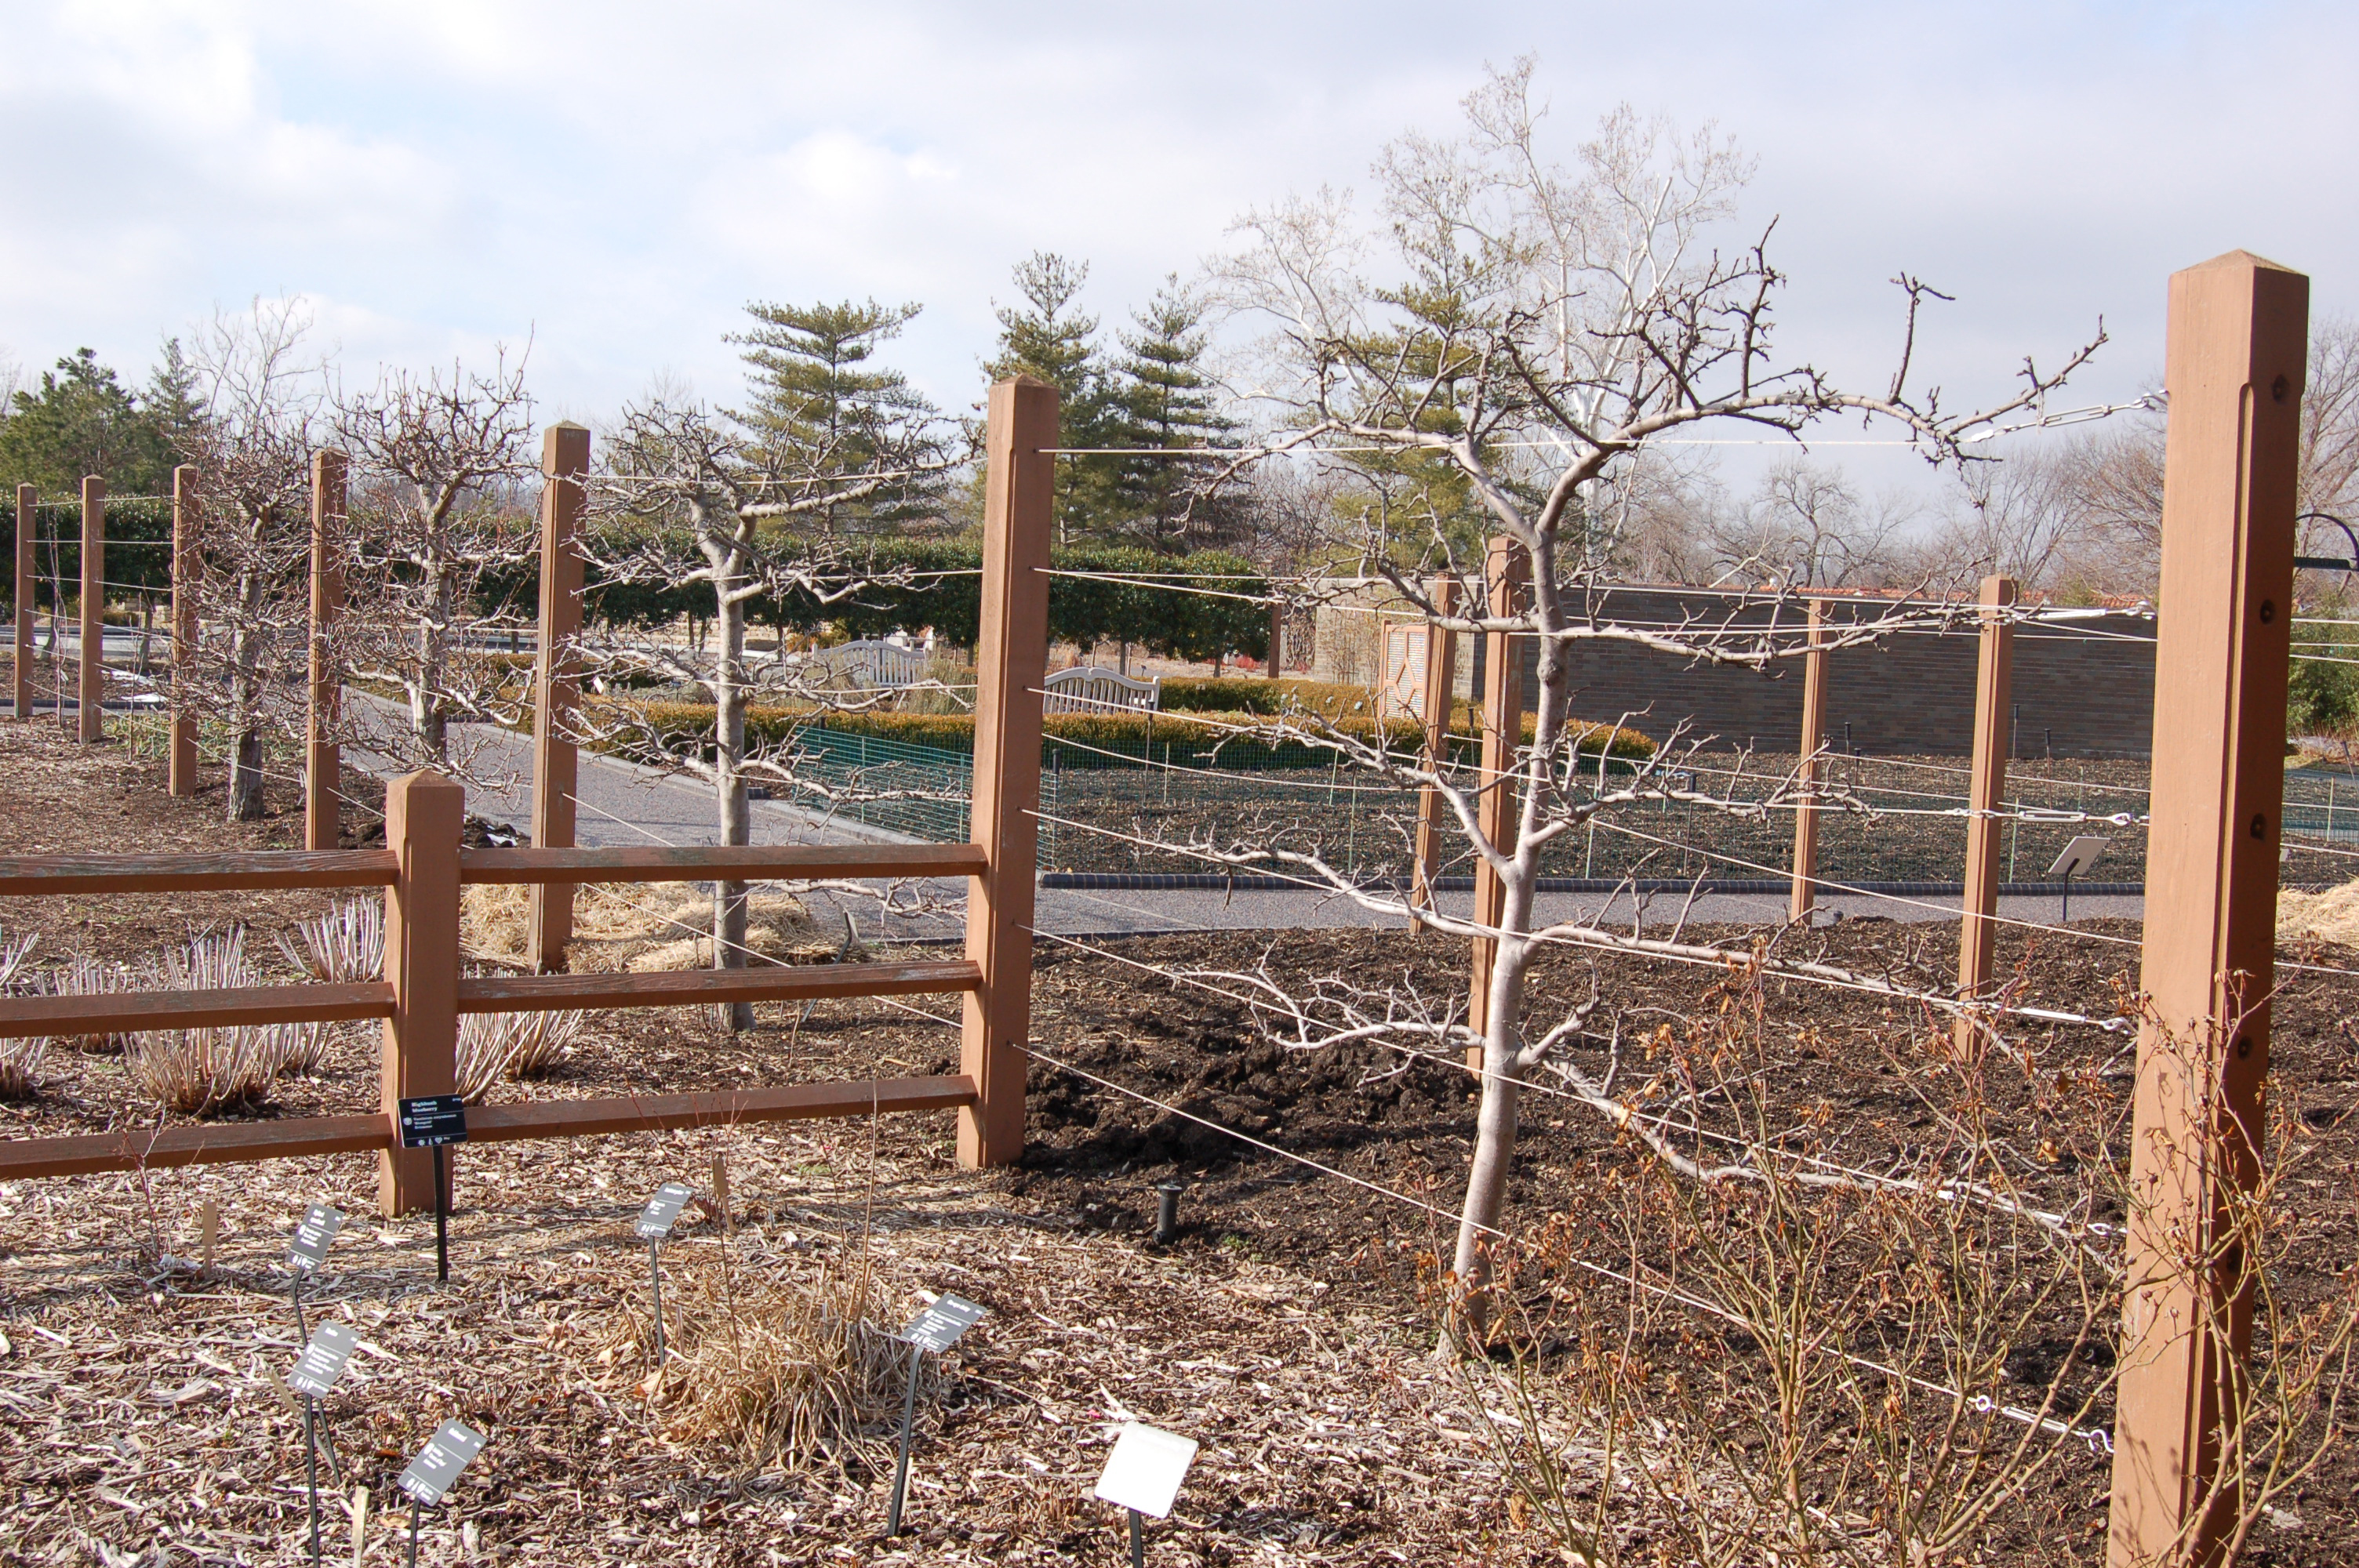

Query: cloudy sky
2,0,2351,483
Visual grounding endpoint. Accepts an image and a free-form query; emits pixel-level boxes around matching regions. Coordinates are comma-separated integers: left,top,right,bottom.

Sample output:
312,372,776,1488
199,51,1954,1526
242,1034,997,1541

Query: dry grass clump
2278,877,2359,946
275,897,384,982
462,880,831,971
455,1006,587,1101
647,1256,916,1475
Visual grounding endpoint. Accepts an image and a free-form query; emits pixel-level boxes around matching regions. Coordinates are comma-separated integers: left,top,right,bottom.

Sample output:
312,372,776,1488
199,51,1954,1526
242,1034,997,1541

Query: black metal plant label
397,1096,469,1149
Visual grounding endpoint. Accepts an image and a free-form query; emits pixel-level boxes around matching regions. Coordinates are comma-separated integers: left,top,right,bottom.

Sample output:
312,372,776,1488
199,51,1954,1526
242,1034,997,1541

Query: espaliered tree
1192,64,2115,1330
177,301,327,818
579,314,954,1027
334,350,540,773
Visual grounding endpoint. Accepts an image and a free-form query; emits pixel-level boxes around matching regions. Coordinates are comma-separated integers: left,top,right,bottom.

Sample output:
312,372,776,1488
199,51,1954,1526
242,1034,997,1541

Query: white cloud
0,0,2349,464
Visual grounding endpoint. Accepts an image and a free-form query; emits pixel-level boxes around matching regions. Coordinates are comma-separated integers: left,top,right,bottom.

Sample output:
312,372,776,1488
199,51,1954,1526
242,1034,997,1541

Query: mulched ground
2,723,2356,1566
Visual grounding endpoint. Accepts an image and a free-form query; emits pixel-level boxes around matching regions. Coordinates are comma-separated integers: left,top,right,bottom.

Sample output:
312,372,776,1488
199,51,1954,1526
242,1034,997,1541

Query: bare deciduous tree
334,350,539,775
1707,456,1915,590
1205,58,2107,1328
180,299,326,819
580,391,956,1027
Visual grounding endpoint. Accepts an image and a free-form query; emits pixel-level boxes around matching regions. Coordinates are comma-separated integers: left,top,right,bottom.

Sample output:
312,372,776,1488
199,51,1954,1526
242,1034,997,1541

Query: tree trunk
712,557,754,1033
1449,911,1534,1334
416,561,452,766
1445,535,1571,1345
226,576,267,822
231,728,266,820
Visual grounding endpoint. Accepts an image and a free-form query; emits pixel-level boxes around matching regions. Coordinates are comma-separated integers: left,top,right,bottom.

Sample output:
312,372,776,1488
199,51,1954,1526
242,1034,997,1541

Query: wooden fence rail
0,792,995,1191
0,376,1056,1212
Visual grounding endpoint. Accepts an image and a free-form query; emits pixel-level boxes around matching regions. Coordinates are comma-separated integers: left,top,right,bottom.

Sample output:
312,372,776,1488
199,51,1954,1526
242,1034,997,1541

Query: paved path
341,699,2143,943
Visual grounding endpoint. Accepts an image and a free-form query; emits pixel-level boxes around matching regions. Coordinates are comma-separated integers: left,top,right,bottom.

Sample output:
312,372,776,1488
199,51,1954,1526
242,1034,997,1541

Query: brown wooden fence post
307,452,347,851
78,476,104,742
379,768,463,1216
528,423,591,973
1467,535,1528,1065
959,376,1056,1167
2106,251,2306,1568
1413,575,1460,916
169,465,199,793
10,485,28,722
1956,575,2017,1048
1789,598,1830,921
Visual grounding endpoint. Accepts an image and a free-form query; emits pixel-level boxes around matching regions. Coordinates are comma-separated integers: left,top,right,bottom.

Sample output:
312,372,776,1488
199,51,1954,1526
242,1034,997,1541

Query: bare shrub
0,1036,42,1101
128,927,322,1111
649,1257,914,1475
0,925,35,990
38,956,141,1052
0,926,41,1098
1445,960,2126,1567
455,1007,586,1102
275,898,384,982
154,927,252,991
126,1024,302,1115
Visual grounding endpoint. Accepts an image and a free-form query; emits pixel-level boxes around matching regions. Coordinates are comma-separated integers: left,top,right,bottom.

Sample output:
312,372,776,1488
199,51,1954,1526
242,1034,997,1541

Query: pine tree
983,252,1121,543
146,338,208,463
732,299,943,534
0,349,176,495
1109,276,1238,553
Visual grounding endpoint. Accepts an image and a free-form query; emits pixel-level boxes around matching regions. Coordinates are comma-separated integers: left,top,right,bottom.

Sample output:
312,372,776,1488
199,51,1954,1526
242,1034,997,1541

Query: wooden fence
0,376,1061,1211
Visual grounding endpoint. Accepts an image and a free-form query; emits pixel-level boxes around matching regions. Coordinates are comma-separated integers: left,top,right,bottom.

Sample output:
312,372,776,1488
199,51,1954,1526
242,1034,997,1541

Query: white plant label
1092,1421,1198,1520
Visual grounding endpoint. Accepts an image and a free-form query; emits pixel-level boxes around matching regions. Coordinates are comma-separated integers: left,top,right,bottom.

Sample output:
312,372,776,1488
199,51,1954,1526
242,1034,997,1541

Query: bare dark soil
2,724,2356,1566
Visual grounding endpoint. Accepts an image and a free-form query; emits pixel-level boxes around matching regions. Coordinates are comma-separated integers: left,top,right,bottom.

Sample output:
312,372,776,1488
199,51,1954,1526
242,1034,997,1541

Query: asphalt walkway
340,698,2143,943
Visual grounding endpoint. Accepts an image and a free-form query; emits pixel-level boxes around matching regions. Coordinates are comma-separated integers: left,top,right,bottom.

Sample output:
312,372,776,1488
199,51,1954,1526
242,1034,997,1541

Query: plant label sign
287,1203,342,1276
286,1321,358,1399
398,1418,486,1507
2048,836,2111,879
1094,1422,1198,1520
397,1096,468,1149
900,1294,987,1353
634,1181,694,1240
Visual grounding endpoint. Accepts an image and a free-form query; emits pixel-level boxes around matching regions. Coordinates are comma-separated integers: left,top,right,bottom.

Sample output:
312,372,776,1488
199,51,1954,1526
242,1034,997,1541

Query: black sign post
398,1417,487,1568
398,1096,468,1283
885,1293,987,1537
634,1182,694,1367
286,1320,358,1568
285,1202,342,1341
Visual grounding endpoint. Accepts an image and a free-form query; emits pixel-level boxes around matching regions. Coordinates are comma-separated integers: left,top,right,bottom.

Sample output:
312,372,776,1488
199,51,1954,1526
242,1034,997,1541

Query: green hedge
562,540,1272,665
592,698,1655,772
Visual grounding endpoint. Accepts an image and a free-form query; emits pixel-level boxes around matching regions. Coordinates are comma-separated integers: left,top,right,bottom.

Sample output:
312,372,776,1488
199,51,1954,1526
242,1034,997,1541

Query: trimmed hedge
592,698,1654,772
558,540,1272,664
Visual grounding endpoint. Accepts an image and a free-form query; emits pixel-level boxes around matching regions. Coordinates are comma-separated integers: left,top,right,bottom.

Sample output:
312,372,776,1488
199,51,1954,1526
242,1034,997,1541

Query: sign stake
433,1145,449,1283
305,1396,322,1566
633,1182,694,1370
886,1339,922,1537
883,1292,987,1537
648,1240,667,1366
397,1417,486,1568
397,1096,467,1283
1093,1421,1198,1567
287,1203,343,1343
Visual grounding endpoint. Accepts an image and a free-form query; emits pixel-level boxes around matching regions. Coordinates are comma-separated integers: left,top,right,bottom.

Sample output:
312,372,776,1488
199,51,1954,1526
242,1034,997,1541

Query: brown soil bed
2,724,2355,1566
